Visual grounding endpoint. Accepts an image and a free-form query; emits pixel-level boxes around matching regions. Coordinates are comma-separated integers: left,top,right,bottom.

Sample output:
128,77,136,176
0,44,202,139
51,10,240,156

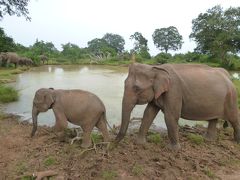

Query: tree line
0,2,240,69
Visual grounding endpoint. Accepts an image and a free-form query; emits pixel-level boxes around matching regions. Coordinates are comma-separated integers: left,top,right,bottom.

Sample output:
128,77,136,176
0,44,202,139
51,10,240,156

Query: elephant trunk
31,105,39,137
115,93,136,142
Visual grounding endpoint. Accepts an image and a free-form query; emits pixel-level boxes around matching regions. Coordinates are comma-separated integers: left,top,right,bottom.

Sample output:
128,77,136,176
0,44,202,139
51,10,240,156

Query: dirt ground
1,114,240,180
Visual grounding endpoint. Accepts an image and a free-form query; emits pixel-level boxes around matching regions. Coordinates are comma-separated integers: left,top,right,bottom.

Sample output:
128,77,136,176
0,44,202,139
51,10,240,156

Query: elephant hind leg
204,119,218,141
224,99,240,143
96,114,110,142
226,116,240,143
81,125,94,148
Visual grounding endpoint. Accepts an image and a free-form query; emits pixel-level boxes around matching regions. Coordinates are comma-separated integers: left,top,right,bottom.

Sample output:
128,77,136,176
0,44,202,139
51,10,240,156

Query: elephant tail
101,111,115,134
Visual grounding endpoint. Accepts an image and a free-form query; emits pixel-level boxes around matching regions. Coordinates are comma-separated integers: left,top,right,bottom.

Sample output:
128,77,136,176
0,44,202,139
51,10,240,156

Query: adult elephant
0,52,8,66
115,63,240,150
5,52,20,68
39,54,48,64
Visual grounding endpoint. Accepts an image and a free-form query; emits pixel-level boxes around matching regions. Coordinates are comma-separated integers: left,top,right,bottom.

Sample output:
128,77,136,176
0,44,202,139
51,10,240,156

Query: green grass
233,80,240,108
91,132,103,144
16,162,27,175
102,170,118,180
132,164,144,176
43,156,56,167
0,85,19,103
187,133,204,145
147,132,163,145
203,167,215,178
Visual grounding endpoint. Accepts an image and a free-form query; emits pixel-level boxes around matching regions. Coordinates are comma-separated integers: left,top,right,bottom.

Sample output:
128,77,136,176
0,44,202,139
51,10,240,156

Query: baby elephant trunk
31,105,39,137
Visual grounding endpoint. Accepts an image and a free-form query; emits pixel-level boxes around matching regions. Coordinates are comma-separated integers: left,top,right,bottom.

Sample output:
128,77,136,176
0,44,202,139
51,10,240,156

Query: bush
187,133,204,145
0,85,19,103
147,132,163,144
154,53,172,64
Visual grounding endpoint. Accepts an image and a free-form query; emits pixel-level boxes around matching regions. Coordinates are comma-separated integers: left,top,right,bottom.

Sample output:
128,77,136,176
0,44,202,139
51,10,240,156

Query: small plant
0,85,19,103
102,170,118,180
91,132,103,144
147,132,163,144
20,176,35,180
16,162,27,174
187,133,204,145
44,156,56,167
203,167,215,178
132,164,144,176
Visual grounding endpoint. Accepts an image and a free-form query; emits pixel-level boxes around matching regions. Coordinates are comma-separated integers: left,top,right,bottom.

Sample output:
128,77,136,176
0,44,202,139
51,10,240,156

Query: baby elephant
31,88,110,148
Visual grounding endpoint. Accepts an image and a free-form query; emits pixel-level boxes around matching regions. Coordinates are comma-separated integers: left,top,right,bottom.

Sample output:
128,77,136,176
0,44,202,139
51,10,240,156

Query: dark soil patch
0,114,240,179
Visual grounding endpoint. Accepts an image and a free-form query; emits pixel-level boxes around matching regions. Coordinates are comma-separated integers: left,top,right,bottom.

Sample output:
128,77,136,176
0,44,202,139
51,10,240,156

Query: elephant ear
45,90,56,108
153,67,170,99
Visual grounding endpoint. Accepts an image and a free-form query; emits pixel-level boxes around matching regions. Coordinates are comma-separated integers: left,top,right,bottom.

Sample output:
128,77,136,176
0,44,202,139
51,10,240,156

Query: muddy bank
0,114,240,179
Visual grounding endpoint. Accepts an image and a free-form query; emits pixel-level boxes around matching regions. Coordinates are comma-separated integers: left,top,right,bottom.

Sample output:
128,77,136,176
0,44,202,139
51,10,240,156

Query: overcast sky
1,0,239,55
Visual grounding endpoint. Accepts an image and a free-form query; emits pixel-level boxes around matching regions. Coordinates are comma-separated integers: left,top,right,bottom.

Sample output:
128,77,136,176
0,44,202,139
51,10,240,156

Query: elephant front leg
136,102,160,144
204,119,218,141
52,107,68,141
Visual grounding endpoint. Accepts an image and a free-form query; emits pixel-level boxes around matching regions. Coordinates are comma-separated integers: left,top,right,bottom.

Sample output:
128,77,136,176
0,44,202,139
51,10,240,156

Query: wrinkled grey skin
19,57,33,66
39,55,48,64
0,52,8,66
31,88,110,148
115,63,240,150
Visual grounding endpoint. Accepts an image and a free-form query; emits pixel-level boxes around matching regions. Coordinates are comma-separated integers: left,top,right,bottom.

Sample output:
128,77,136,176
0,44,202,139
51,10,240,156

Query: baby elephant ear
153,67,170,99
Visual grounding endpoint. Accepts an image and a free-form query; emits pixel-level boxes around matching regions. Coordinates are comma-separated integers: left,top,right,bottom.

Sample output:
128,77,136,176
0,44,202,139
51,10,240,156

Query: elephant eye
133,85,141,92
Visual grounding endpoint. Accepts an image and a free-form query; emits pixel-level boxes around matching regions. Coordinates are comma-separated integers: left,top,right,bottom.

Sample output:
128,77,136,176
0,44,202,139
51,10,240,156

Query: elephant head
0,52,8,66
31,88,55,137
115,63,170,142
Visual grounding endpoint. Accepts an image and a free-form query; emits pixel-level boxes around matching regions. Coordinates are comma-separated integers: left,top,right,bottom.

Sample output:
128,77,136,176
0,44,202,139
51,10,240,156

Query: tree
0,27,15,51
130,32,151,59
31,39,58,56
102,33,125,53
88,38,116,58
0,0,30,20
190,5,240,65
152,26,183,53
61,43,87,59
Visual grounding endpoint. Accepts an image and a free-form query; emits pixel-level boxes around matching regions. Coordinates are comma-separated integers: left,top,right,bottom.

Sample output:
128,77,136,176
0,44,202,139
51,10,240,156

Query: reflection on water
232,72,239,80
4,65,229,129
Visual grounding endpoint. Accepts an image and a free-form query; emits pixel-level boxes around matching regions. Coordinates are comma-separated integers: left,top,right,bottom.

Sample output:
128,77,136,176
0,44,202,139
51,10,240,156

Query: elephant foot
81,140,92,148
166,143,181,152
135,136,146,145
203,132,217,141
234,130,240,144
81,142,92,148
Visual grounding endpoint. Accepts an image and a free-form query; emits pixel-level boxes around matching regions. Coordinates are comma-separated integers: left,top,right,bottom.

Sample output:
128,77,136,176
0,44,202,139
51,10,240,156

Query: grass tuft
187,133,204,145
91,132,103,144
203,167,215,178
102,170,118,180
44,156,56,167
0,85,19,103
147,132,163,144
132,164,144,176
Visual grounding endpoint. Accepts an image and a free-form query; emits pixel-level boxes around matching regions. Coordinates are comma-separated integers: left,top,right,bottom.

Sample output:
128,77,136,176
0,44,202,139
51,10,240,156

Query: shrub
147,132,163,144
0,85,19,103
187,133,204,145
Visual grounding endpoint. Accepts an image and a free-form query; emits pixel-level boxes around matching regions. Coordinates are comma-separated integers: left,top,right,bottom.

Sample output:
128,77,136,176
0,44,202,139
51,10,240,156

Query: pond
4,65,238,129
